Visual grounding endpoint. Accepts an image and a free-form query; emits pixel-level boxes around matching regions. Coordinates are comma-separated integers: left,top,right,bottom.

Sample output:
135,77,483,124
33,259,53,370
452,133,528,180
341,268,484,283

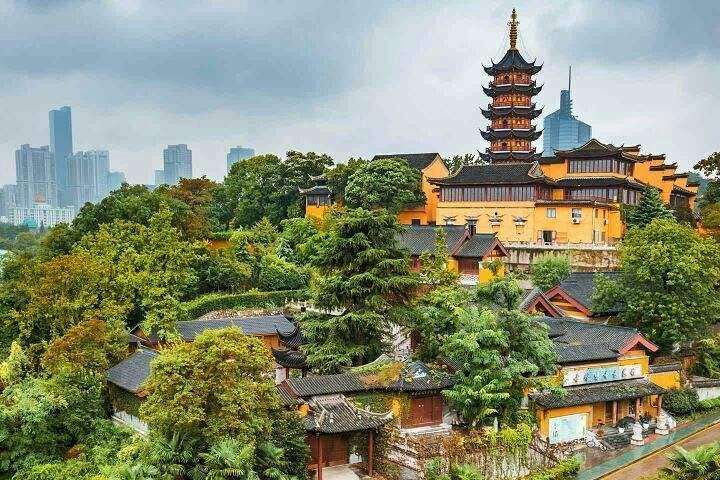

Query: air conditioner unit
572,218,581,224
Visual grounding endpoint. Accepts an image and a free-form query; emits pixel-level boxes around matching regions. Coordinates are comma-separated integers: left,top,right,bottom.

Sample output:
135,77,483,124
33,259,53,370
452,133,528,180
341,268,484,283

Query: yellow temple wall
398,156,448,225
649,371,682,390
537,404,593,438
435,202,611,244
305,204,330,220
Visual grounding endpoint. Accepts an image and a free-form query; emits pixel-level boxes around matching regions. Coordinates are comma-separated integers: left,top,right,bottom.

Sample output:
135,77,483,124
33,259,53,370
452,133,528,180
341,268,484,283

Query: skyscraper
163,144,192,185
108,171,127,192
542,67,592,156
227,146,255,173
67,150,110,206
0,185,17,220
154,169,165,186
15,144,57,207
49,106,73,205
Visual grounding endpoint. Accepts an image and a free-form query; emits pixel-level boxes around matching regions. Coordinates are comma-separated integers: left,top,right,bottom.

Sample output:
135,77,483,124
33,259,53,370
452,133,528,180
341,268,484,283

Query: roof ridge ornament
508,8,519,50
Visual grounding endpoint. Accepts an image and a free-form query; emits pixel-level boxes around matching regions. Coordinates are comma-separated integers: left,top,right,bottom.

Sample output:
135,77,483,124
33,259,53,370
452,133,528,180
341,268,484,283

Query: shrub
181,290,308,320
257,255,309,291
523,457,581,480
663,388,700,416
698,397,720,411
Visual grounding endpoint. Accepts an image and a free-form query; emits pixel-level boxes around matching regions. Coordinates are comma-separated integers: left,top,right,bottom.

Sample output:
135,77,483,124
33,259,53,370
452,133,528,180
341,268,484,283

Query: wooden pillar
285,367,290,379
317,435,323,480
612,401,618,425
367,430,374,477
657,395,663,414
635,398,641,421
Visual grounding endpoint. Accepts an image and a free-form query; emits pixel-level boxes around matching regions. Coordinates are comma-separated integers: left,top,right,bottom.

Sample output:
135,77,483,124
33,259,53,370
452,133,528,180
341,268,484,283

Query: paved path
577,411,720,480
601,422,720,480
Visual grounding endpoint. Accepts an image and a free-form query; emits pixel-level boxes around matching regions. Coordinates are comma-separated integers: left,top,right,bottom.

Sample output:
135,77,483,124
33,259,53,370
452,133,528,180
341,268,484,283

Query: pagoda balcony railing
489,146,536,153
492,101,532,108
487,125,531,131
490,80,535,88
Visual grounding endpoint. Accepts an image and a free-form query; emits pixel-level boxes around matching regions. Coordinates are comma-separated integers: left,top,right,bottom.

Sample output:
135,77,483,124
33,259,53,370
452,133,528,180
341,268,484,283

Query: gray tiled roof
147,315,296,342
691,376,720,388
649,362,682,374
555,271,623,313
276,384,299,407
272,348,307,369
519,288,563,317
430,162,549,186
372,153,441,171
554,176,646,190
304,394,393,433
453,234,499,258
397,225,467,257
538,316,640,364
105,348,158,393
532,378,665,408
283,361,456,398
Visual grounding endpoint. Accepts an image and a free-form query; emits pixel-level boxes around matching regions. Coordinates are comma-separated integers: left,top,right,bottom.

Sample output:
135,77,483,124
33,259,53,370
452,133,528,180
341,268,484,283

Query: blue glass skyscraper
49,106,73,205
542,68,591,156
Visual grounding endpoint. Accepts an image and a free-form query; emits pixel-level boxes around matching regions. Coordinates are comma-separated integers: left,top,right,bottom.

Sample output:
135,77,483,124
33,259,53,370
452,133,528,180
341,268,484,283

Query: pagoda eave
480,128,542,141
481,151,541,163
480,105,543,120
482,84,543,97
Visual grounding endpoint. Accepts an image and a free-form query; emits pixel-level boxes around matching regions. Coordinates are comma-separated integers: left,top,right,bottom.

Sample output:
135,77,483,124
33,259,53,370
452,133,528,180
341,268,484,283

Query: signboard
562,363,642,387
549,413,587,444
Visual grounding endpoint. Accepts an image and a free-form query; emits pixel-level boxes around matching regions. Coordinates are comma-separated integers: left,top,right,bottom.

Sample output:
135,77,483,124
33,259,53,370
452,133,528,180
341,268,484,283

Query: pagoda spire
508,8,519,50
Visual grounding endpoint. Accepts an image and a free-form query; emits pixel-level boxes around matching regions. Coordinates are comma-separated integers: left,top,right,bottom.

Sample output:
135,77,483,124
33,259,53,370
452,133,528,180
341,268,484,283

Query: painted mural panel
563,363,641,387
549,413,588,444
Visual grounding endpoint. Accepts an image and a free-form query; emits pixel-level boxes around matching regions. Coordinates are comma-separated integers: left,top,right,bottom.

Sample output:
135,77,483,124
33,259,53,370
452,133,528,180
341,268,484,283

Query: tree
40,319,126,375
0,370,106,476
411,286,469,362
419,227,459,286
530,254,572,291
257,255,309,291
662,441,720,480
344,158,425,212
140,326,278,445
75,207,197,339
625,186,675,229
694,151,720,178
300,208,420,372
442,278,557,427
164,176,223,239
692,335,720,379
325,157,368,202
224,152,332,227
593,219,720,350
444,152,487,174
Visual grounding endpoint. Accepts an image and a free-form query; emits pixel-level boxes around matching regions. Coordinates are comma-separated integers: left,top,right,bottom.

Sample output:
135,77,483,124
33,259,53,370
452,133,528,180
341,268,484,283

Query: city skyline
0,1,717,185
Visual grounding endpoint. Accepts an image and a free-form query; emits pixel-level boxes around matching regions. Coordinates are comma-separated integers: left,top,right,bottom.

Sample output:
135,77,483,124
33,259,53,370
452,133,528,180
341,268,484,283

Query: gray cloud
0,0,717,184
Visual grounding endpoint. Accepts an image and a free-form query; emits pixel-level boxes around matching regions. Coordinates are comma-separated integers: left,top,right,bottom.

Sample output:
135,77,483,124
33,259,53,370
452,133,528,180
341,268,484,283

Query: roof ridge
553,316,638,333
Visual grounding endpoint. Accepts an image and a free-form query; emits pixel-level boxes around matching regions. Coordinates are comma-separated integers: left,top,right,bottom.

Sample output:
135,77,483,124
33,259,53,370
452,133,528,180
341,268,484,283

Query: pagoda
480,9,543,163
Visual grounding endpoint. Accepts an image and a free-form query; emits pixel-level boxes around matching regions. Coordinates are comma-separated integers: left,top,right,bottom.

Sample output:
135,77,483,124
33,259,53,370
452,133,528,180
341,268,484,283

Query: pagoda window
503,74,510,84
501,142,508,150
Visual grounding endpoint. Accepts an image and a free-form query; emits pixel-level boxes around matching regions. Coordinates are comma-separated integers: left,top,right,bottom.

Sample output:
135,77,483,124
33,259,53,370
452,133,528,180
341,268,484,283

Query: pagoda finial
508,8,519,50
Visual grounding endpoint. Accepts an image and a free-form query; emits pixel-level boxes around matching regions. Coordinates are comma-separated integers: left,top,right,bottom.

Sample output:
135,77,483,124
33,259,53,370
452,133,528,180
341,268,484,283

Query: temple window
546,208,556,218
572,208,582,219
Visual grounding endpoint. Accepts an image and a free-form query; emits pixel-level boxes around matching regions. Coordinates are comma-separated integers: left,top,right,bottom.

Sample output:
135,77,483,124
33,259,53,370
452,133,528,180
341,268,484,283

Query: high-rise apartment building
108,171,127,192
15,144,57,207
67,150,110,206
49,106,73,205
163,144,192,185
227,146,255,173
154,169,165,186
542,68,592,156
10,202,76,228
0,185,17,220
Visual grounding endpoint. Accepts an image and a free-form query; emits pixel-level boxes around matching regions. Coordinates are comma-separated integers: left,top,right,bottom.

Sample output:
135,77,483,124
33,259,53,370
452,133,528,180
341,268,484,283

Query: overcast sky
0,0,718,185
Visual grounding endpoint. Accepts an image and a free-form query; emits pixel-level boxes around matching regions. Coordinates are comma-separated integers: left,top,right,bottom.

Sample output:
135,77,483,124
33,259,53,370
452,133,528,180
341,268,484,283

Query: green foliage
40,318,126,374
164,176,224,239
140,326,278,445
419,227,459,286
626,187,675,229
444,153,487,174
663,441,720,480
426,460,485,480
225,151,333,227
522,457,581,480
0,341,30,387
269,411,311,480
663,388,700,416
695,151,720,178
441,284,557,427
193,247,254,294
411,286,469,362
0,370,106,476
258,254,310,291
181,289,307,320
693,335,720,379
530,254,571,291
698,398,720,412
300,208,420,373
593,219,720,350
325,157,368,202
475,276,523,310
344,158,426,212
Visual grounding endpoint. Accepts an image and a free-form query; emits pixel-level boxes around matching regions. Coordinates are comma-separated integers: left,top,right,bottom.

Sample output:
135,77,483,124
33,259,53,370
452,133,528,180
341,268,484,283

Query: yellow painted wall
649,371,682,390
305,204,330,220
434,202,613,244
478,263,505,283
618,351,650,375
398,156,449,225
537,404,593,438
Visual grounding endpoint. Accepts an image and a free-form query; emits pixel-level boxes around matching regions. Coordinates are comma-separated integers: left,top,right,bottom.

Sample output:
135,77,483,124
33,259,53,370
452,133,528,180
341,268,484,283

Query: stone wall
504,243,619,271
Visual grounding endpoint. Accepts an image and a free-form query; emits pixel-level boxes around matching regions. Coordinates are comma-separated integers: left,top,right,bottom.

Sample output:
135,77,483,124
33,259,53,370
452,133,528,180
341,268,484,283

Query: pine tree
626,186,675,229
300,208,419,373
